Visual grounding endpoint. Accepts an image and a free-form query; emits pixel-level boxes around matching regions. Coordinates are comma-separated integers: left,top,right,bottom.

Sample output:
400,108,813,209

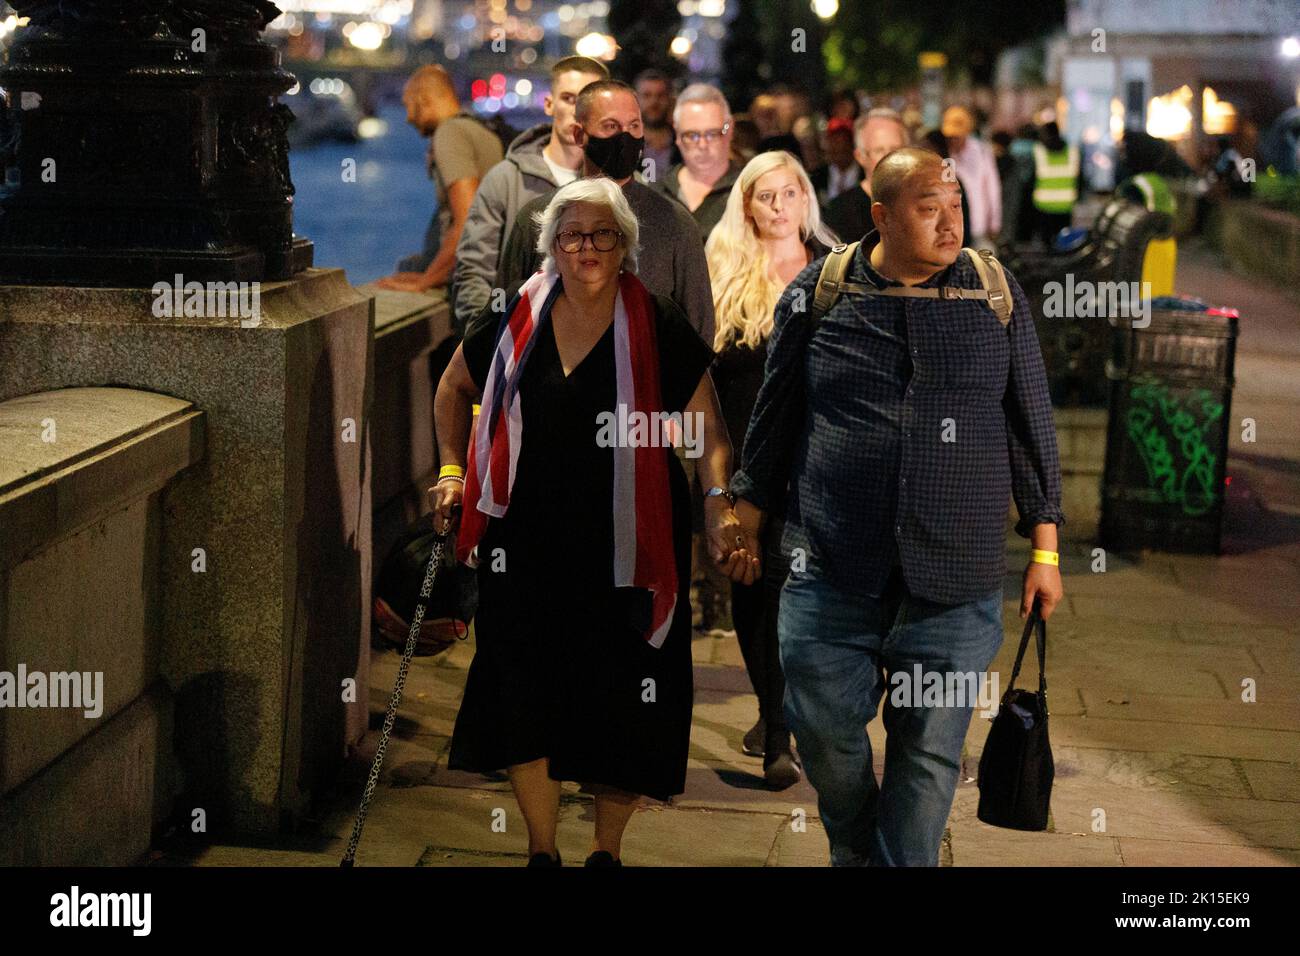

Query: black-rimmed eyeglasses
679,124,731,145
555,229,623,253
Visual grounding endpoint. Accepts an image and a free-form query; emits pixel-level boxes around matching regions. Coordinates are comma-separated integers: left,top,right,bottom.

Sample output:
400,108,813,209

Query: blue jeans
778,566,1004,866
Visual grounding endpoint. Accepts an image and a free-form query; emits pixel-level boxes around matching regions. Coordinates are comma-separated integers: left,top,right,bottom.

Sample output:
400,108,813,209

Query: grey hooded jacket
451,123,569,333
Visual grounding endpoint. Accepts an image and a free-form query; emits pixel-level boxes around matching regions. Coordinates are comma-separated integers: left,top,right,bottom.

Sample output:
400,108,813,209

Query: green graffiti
1125,376,1223,516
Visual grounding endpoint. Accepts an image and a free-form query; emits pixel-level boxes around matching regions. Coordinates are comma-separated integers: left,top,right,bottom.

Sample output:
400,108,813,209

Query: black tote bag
977,601,1054,831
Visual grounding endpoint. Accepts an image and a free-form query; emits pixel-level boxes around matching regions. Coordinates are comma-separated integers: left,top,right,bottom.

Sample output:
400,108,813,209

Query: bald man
730,147,1063,866
379,65,503,292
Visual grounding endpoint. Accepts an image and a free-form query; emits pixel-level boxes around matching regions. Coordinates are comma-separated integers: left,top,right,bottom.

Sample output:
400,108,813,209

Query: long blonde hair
705,150,836,351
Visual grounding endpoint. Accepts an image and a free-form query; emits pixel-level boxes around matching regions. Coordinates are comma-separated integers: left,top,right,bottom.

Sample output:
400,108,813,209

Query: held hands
433,474,765,584
704,496,761,585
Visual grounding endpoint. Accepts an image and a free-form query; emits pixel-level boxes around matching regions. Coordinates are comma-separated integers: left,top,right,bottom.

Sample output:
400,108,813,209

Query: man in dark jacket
731,147,1064,866
494,80,715,346
649,82,743,241
809,117,863,207
450,55,608,333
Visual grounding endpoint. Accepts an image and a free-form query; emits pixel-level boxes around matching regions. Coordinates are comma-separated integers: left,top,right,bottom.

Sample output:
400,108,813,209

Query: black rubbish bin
1003,198,1172,406
1100,302,1239,553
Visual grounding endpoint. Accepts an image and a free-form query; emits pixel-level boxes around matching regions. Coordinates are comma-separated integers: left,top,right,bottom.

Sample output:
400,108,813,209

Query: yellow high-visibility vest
1032,142,1079,213
1121,173,1178,297
1125,171,1176,214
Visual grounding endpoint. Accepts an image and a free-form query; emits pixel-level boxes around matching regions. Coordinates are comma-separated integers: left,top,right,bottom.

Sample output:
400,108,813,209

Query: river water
288,104,432,286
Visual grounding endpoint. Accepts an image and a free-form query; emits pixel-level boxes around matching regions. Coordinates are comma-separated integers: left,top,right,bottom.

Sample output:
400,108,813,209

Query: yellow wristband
438,464,465,479
472,404,481,416
1030,549,1059,566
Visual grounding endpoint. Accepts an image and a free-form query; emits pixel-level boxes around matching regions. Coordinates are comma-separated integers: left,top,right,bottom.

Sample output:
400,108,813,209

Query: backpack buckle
939,286,964,300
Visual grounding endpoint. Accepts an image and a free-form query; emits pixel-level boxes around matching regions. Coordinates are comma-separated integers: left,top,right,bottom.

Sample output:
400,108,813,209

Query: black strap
1007,597,1047,699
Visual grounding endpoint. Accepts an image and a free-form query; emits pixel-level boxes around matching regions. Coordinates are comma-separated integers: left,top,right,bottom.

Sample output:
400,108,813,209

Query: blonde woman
705,150,837,788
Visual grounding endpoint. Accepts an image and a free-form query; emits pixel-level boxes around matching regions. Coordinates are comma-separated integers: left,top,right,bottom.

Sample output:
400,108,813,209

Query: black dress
447,283,715,801
709,237,831,759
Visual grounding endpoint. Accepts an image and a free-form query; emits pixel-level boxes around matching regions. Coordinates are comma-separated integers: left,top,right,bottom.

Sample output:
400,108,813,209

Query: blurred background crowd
8,0,1276,282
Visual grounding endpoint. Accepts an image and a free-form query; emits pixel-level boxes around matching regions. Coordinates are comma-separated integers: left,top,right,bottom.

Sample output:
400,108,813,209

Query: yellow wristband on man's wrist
438,464,465,479
1030,549,1059,566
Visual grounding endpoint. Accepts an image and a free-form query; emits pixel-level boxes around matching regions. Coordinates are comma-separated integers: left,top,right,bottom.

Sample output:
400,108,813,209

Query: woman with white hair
430,177,760,866
705,150,837,789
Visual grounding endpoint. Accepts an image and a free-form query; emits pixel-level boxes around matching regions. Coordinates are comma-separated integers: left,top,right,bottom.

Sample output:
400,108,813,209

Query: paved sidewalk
157,243,1300,867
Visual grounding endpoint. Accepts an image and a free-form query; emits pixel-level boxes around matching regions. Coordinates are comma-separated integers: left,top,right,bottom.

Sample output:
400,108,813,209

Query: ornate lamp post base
0,1,313,286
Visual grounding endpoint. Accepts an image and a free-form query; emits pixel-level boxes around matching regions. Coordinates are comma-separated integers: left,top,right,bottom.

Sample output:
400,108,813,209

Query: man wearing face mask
491,79,715,346
451,56,609,335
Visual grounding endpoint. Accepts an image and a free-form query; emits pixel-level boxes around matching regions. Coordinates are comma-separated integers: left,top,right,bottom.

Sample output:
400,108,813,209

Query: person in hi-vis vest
1118,169,1177,298
1031,122,1078,246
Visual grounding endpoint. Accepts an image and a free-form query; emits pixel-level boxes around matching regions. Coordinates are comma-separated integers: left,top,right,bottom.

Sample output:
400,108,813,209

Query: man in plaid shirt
729,147,1064,866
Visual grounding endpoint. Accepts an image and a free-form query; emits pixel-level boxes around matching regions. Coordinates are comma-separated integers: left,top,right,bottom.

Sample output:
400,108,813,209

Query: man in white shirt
942,106,1002,249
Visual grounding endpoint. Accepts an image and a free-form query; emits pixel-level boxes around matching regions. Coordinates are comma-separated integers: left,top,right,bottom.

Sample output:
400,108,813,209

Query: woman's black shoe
584,850,623,867
527,850,562,867
763,752,802,791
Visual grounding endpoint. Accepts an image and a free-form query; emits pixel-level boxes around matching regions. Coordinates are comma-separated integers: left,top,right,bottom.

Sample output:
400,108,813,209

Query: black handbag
977,601,1054,831
373,519,477,656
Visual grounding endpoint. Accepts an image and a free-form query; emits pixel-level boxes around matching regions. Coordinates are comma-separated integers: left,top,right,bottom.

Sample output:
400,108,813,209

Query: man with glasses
650,83,744,241
824,108,909,243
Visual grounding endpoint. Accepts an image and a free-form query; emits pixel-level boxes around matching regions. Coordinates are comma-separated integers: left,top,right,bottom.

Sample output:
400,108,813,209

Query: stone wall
368,289,454,567
0,269,372,835
0,387,204,864
1054,406,1108,542
1179,192,1300,299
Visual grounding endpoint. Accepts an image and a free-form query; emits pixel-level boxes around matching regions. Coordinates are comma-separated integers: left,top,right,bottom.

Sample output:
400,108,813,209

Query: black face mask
584,130,644,180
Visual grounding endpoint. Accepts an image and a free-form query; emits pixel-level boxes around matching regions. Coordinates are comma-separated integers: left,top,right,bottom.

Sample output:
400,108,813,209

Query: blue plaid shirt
729,232,1064,605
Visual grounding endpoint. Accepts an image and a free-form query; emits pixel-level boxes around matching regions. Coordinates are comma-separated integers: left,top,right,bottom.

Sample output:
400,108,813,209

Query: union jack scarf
456,266,678,648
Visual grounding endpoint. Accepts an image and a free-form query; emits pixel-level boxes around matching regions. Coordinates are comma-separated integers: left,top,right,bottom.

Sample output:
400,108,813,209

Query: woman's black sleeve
655,295,716,413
